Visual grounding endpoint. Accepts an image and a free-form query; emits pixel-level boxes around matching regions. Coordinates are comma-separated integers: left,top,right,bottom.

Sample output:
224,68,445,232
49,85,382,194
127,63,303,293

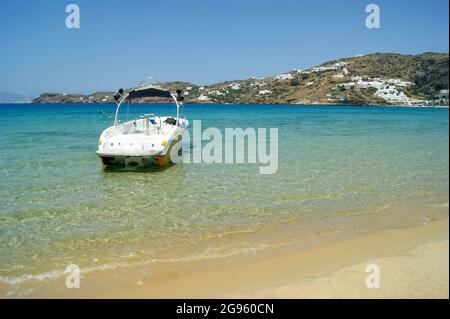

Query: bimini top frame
113,85,184,126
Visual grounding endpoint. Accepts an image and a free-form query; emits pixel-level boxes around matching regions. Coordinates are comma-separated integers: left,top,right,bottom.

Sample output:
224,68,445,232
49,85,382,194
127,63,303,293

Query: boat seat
164,117,177,125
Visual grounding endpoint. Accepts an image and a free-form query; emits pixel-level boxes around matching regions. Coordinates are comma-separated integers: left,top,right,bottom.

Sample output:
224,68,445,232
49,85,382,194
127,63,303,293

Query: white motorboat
96,85,188,167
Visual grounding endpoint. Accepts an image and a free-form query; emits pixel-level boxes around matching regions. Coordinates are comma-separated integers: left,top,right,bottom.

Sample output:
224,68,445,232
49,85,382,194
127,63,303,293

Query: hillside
32,52,449,106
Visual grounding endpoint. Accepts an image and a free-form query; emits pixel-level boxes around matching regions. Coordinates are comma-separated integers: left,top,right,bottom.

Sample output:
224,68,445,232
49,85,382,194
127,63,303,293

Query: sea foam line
0,262,123,285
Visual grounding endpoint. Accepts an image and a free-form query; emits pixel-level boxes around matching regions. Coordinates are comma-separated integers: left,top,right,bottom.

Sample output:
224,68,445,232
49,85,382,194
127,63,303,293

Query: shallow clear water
0,104,448,284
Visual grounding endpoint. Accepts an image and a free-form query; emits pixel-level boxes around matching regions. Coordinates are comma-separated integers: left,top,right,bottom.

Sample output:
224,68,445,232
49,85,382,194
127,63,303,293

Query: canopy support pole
171,94,181,126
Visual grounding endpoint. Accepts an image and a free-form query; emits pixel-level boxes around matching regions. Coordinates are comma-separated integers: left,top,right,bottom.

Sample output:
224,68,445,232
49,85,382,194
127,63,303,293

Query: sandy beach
3,216,446,299
119,217,449,299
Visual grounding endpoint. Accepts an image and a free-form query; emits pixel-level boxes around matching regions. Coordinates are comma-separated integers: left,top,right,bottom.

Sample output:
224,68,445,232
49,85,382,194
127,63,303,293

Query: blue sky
0,0,448,96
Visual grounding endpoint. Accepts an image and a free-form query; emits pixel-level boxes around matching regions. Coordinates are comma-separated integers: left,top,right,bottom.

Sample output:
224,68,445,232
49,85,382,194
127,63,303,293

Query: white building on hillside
197,94,209,101
258,89,272,95
229,83,240,90
275,73,294,80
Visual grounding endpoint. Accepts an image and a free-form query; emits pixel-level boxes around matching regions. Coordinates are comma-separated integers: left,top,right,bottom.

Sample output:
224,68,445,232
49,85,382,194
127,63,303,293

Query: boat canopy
114,85,172,103
127,86,172,99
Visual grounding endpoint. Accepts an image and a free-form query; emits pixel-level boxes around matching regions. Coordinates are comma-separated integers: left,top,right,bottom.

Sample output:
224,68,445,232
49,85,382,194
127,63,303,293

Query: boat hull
97,137,182,167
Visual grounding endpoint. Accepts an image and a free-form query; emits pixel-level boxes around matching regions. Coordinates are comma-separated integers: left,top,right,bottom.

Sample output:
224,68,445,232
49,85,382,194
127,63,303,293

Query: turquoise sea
0,104,448,291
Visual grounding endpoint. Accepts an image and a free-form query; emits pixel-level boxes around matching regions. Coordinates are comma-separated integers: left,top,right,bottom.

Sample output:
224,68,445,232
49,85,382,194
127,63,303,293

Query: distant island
33,52,449,107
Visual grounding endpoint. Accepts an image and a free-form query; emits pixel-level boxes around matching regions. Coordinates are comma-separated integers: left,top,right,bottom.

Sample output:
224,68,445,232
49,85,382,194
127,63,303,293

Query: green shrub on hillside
290,78,300,86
